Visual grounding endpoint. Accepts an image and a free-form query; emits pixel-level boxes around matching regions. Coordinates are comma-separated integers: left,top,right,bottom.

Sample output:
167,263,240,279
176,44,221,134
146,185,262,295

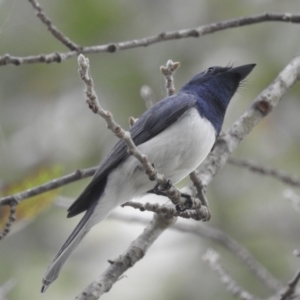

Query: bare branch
1,13,300,66
173,221,282,293
0,166,97,207
189,170,209,207
229,158,300,188
122,200,209,221
203,249,259,300
0,52,69,66
0,166,97,240
160,60,180,96
27,0,80,51
280,269,300,300
198,53,300,187
75,213,175,300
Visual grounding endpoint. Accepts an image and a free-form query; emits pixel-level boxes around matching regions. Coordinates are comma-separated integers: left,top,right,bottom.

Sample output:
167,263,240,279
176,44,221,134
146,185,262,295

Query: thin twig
160,60,180,96
189,170,209,207
1,13,300,66
78,54,200,211
75,213,176,300
27,0,80,51
0,166,97,207
203,249,260,300
122,201,209,221
172,221,282,293
280,269,300,300
0,167,97,240
229,157,300,188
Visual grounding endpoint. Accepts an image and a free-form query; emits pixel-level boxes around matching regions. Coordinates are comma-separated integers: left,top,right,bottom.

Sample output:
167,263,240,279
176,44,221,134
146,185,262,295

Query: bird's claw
147,179,172,196
176,193,193,211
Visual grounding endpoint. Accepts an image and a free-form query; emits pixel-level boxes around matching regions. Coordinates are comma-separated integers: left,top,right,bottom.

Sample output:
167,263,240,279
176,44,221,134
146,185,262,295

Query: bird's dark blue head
180,64,256,135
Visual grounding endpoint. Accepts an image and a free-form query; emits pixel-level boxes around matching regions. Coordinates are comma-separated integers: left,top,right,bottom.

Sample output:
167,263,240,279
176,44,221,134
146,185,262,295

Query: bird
41,63,255,292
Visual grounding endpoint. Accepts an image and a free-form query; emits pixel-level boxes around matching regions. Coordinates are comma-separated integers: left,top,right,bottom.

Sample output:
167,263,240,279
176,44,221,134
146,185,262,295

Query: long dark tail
41,202,96,293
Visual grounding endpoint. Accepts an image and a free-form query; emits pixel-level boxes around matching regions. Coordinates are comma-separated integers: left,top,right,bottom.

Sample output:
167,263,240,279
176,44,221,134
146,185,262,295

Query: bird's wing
67,93,197,217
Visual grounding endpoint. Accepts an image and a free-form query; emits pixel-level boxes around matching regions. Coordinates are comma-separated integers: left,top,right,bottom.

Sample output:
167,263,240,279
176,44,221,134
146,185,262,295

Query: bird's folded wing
67,93,197,217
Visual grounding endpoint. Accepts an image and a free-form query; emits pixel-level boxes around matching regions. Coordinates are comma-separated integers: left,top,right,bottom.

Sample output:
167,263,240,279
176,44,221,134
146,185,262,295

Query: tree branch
178,223,282,293
27,0,80,51
0,166,97,207
228,157,300,188
203,249,259,300
1,13,300,66
75,213,176,300
160,60,180,96
122,200,209,221
0,167,97,239
279,269,300,300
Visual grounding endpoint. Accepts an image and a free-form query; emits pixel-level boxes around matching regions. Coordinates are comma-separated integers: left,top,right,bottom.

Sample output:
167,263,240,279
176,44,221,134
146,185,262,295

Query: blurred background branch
228,158,300,188
203,249,259,300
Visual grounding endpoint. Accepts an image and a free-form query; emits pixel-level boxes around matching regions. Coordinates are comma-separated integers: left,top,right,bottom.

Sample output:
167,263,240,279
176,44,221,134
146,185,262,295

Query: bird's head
180,64,256,98
179,63,256,134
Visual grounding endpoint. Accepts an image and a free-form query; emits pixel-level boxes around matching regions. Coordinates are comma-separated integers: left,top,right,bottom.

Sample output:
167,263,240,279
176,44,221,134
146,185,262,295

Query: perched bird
41,63,255,292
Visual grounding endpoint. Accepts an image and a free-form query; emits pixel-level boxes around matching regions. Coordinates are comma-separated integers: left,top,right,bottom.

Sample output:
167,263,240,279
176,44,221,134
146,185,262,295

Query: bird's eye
206,67,215,74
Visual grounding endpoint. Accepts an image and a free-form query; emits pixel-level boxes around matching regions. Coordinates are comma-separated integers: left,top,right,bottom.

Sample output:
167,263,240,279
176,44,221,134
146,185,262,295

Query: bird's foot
147,180,172,196
148,181,194,211
176,193,193,212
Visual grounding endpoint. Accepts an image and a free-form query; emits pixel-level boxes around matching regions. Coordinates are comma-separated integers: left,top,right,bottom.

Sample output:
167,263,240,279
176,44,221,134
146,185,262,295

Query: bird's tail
41,203,96,293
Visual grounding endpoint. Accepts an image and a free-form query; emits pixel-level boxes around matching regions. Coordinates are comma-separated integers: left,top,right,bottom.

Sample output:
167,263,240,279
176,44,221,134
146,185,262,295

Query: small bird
41,63,255,292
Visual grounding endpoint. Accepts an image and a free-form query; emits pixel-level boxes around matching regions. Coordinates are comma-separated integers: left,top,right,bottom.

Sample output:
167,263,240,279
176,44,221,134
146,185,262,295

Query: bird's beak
230,64,256,81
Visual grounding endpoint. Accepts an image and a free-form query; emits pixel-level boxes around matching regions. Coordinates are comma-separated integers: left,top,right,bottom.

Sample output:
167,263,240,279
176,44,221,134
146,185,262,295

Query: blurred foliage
0,165,63,231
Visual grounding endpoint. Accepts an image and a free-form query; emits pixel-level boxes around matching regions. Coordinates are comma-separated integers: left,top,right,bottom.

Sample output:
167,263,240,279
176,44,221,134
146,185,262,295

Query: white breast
138,107,216,182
